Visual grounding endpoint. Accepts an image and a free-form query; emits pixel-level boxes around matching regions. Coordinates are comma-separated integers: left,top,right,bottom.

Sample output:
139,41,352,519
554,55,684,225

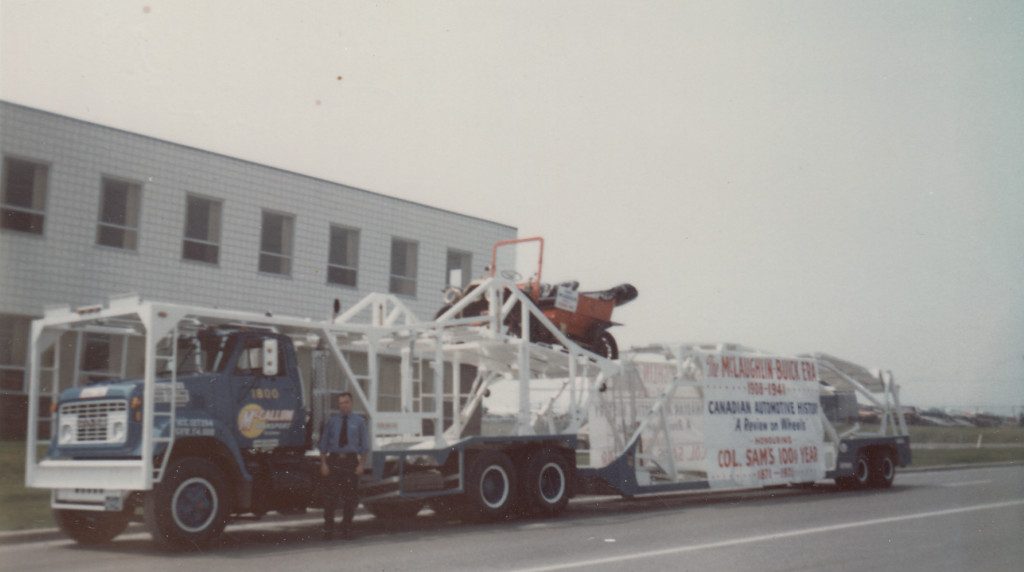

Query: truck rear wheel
869,451,896,489
520,448,571,517
54,509,129,544
145,457,229,549
462,450,517,521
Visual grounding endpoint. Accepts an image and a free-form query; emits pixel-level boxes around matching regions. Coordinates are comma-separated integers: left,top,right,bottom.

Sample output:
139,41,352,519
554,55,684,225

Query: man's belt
328,453,358,460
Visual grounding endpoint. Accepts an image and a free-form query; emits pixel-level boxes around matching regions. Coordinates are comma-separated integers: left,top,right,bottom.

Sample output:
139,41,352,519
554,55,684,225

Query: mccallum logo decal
238,404,266,438
237,403,294,439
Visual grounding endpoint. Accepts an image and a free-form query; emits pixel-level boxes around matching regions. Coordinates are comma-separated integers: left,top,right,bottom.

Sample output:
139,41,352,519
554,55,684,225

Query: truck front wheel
54,509,129,544
145,457,229,549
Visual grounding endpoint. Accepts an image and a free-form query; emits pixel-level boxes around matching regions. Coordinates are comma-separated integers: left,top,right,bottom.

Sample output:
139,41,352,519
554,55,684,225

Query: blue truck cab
48,328,319,547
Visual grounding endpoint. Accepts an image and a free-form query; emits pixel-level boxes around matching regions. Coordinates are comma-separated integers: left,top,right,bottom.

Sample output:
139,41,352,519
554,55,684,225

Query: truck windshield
158,334,228,375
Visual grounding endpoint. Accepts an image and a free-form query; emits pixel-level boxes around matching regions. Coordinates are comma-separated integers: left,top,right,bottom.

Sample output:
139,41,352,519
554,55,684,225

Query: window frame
326,224,360,288
181,193,223,265
258,209,296,277
389,237,419,298
0,315,32,394
446,248,473,289
1,155,50,236
95,175,143,251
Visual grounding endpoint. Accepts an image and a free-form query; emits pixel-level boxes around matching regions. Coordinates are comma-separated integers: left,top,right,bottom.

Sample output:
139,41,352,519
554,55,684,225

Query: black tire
852,451,872,488
54,509,129,545
519,448,571,517
869,451,896,489
837,451,871,490
462,450,517,522
590,332,618,360
364,499,425,520
145,457,230,549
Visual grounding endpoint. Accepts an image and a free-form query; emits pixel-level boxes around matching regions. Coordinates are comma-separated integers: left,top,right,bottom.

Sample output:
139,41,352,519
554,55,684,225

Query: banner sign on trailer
700,352,825,488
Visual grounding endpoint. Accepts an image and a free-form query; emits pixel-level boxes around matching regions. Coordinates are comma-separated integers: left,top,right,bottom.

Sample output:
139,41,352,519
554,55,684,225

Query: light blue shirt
318,412,369,455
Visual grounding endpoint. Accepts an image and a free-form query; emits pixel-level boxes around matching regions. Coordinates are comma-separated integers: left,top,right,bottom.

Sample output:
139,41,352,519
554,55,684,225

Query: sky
2,1,1022,414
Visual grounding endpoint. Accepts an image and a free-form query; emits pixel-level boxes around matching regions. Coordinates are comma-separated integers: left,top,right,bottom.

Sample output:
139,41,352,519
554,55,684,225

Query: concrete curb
2,461,1019,545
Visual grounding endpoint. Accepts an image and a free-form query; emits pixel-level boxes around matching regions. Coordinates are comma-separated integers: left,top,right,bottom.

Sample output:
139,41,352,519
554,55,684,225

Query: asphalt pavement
1,464,1021,572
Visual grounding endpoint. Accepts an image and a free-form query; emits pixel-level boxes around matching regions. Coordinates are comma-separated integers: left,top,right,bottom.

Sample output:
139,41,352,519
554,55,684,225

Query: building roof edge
0,100,517,231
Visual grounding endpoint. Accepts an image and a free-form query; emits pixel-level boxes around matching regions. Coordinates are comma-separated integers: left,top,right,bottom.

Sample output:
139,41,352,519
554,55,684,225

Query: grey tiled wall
0,102,516,321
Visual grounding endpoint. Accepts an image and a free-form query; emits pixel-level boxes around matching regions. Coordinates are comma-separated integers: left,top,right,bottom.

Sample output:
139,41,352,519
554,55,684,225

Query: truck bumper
28,459,149,491
51,489,131,512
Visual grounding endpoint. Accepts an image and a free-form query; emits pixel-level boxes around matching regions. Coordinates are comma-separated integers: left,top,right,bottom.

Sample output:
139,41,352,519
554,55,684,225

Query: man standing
318,392,368,539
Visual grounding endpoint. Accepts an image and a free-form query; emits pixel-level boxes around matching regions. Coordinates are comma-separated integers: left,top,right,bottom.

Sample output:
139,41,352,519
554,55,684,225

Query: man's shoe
321,529,333,541
339,529,354,540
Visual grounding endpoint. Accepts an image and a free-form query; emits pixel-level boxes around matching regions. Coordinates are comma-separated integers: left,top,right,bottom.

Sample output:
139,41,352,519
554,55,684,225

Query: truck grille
59,400,128,444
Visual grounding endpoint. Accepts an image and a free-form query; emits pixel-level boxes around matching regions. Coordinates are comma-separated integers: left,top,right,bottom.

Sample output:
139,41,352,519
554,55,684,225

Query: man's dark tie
338,415,348,448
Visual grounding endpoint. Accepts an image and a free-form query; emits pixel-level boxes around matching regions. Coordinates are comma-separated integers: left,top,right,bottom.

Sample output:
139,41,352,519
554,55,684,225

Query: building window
1,157,48,234
389,238,418,296
0,315,30,393
182,194,222,264
446,249,473,288
327,225,359,287
96,177,141,250
259,210,295,275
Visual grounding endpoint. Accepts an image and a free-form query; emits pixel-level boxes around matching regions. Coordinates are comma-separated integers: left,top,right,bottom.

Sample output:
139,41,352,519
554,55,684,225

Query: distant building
0,101,516,437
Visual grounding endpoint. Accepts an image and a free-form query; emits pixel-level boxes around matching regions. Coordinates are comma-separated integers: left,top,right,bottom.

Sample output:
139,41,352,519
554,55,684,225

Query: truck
24,276,911,549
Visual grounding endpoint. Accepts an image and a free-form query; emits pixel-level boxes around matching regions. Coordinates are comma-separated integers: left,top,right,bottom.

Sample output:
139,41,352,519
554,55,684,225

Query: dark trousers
322,456,358,531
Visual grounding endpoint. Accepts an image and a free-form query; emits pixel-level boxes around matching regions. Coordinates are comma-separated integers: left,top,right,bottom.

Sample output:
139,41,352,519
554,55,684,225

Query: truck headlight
59,423,74,444
111,421,126,442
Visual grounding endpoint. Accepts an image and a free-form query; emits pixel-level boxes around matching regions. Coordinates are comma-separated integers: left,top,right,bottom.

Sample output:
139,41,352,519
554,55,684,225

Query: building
0,101,516,438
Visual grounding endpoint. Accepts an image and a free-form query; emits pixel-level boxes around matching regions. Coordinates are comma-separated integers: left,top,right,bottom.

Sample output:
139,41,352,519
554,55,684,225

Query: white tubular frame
813,360,909,439
26,279,620,492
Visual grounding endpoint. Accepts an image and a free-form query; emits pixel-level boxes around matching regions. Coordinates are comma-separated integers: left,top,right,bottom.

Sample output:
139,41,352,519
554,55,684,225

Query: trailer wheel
520,449,571,517
463,450,517,521
835,451,871,490
54,509,129,545
853,452,872,488
145,457,229,549
869,451,896,489
364,499,425,520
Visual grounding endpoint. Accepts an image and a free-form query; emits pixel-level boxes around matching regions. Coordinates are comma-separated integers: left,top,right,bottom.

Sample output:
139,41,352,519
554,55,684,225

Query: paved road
2,465,1021,572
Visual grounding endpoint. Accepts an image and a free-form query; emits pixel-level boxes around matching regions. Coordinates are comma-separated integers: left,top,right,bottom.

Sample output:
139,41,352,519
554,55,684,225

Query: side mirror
262,338,279,376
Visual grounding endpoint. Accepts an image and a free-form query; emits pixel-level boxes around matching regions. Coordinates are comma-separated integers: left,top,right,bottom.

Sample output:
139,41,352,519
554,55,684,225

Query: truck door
231,334,304,450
